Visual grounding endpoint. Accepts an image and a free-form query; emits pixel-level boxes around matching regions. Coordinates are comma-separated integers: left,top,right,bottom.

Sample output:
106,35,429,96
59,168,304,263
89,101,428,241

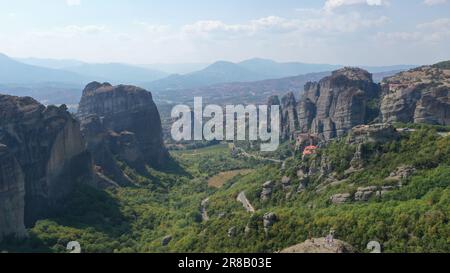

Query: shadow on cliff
158,156,191,177
0,234,53,253
50,184,131,238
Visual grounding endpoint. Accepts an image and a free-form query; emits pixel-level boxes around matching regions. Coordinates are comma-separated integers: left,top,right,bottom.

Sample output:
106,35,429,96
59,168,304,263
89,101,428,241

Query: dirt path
237,191,255,213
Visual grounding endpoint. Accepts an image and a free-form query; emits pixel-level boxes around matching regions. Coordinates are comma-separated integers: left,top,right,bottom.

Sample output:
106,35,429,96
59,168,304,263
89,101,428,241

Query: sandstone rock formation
348,124,399,144
380,64,450,125
281,176,292,191
275,68,380,141
0,94,93,227
0,144,26,241
77,82,169,186
297,68,380,141
354,186,377,202
280,238,355,253
330,193,352,204
280,92,298,140
263,212,277,234
260,181,275,202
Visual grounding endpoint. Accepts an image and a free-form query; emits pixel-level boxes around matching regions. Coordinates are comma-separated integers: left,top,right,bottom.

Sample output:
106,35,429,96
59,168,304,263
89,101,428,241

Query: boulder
354,186,378,202
263,212,277,233
228,227,237,237
389,165,416,180
162,235,172,246
281,176,292,191
330,193,352,204
260,181,275,202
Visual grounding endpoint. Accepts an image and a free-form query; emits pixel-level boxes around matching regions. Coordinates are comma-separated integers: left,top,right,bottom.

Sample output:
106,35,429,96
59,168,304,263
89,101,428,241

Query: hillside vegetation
1,125,448,253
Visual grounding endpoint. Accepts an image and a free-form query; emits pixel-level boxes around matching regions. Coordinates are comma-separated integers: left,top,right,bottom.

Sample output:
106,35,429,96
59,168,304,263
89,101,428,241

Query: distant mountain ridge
145,61,268,90
0,53,89,84
2,52,417,89
145,58,417,91
237,58,341,78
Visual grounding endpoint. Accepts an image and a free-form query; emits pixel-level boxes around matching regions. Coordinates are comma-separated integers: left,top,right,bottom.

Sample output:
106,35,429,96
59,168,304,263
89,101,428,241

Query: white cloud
377,18,450,44
135,22,171,34
181,13,388,38
324,0,389,11
33,25,106,38
423,0,447,6
66,0,81,7
417,18,450,30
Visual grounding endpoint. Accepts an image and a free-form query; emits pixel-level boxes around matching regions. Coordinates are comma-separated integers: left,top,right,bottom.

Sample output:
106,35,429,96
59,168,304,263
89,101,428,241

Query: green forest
1,125,449,253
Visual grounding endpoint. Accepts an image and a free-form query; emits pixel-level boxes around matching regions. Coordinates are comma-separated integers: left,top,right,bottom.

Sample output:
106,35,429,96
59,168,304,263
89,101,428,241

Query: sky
0,0,449,66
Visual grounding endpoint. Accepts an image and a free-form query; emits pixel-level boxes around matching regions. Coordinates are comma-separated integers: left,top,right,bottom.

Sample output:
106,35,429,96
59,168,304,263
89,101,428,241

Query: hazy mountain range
4,53,417,87
0,52,418,110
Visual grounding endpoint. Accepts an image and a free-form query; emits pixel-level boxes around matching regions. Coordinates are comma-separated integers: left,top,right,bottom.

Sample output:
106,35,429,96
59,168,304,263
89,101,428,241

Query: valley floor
1,125,449,253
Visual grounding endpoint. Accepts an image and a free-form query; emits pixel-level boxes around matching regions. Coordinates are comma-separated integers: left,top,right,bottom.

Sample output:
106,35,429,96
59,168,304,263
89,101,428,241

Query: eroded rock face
354,186,377,202
263,212,277,233
260,181,275,202
0,94,93,227
0,144,26,241
280,92,298,140
348,124,399,144
381,65,450,125
330,193,352,204
278,68,380,141
297,68,380,141
77,82,169,185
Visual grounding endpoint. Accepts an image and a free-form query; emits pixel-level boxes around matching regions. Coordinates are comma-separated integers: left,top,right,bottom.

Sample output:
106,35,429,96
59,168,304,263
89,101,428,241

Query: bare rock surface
280,238,355,253
0,94,93,227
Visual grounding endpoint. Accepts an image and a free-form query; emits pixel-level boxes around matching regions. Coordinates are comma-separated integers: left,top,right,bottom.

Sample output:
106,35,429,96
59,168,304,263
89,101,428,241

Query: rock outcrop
280,92,298,140
297,68,380,141
354,186,377,202
280,238,355,253
380,64,450,125
348,124,399,144
275,68,380,141
77,82,169,186
263,212,277,234
162,235,172,246
0,94,93,228
330,193,352,204
260,181,275,202
0,144,26,241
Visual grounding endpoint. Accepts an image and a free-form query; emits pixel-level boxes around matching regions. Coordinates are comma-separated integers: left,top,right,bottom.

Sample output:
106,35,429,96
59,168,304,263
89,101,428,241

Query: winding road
201,198,210,222
237,191,256,213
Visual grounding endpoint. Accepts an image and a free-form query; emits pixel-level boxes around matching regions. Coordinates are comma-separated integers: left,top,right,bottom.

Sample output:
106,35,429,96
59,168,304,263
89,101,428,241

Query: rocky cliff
380,64,450,125
0,94,93,228
280,92,298,140
276,68,380,141
77,82,168,186
0,144,26,241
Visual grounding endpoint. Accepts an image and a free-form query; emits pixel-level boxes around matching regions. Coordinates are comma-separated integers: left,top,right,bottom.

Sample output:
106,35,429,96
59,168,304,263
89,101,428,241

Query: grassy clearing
207,169,254,188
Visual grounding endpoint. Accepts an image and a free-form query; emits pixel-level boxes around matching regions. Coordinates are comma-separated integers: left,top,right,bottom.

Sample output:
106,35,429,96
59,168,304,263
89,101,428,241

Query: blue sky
0,0,449,65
